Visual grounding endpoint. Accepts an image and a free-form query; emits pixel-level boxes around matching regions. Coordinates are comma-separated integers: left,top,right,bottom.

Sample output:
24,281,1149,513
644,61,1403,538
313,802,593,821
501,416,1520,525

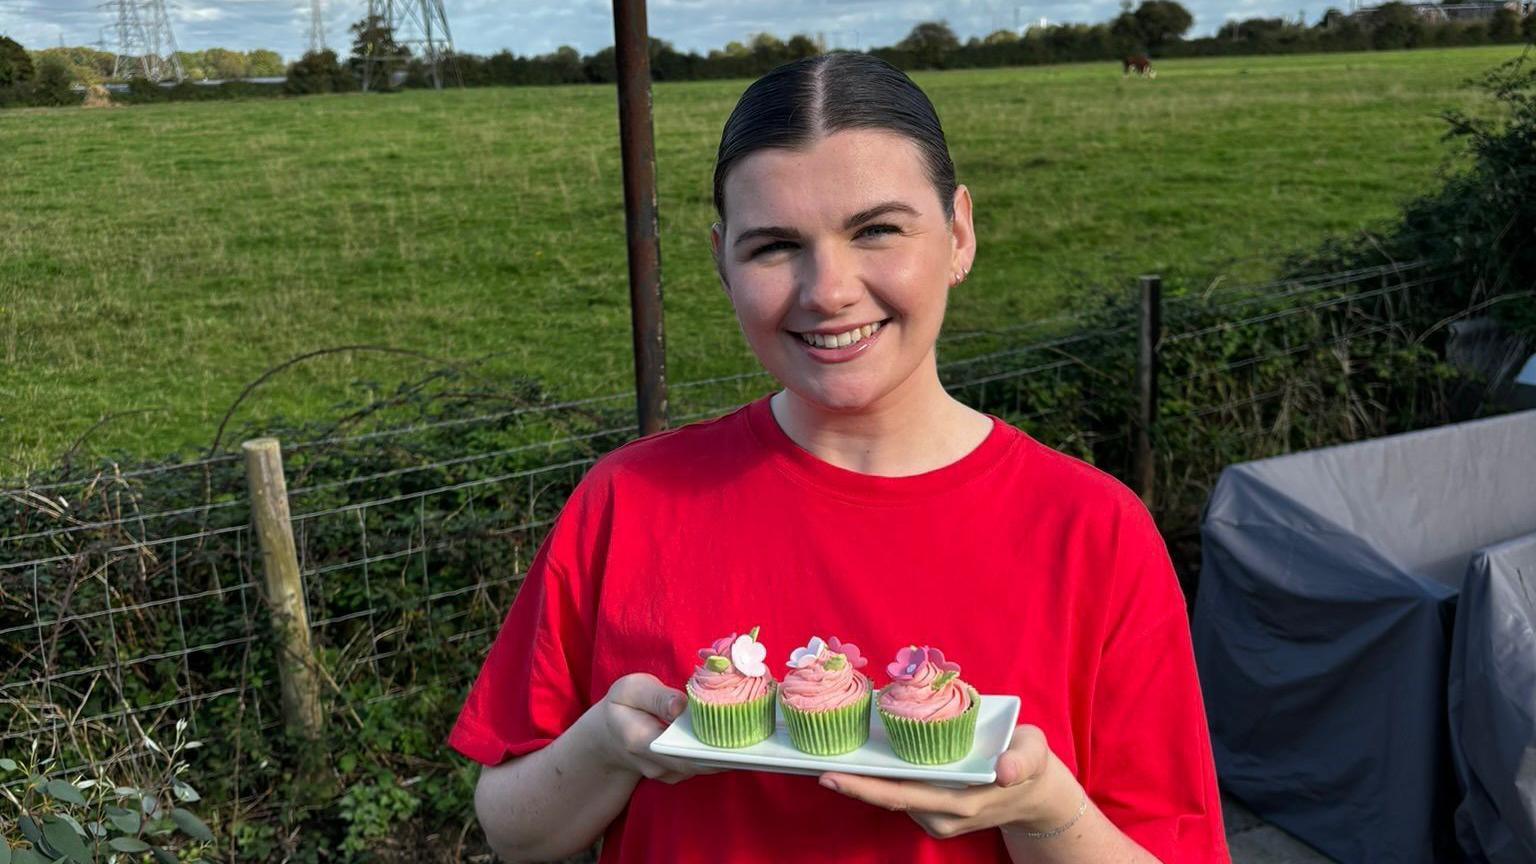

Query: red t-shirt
450,397,1229,863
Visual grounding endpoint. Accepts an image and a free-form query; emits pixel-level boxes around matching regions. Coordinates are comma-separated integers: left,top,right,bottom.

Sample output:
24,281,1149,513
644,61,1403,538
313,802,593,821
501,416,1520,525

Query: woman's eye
858,224,901,239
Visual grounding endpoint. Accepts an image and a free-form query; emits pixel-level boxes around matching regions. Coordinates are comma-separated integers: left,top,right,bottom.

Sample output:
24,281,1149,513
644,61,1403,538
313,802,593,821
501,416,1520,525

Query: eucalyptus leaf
149,847,175,864
0,758,17,772
43,780,86,807
38,817,88,864
106,809,141,836
171,781,199,803
17,816,45,849
170,807,214,843
107,838,150,853
51,814,87,840
0,836,11,864
11,850,47,864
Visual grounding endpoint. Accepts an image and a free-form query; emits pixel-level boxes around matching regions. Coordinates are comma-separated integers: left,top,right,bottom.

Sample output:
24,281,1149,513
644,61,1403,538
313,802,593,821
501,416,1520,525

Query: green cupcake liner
687,682,776,748
876,685,980,765
779,690,872,756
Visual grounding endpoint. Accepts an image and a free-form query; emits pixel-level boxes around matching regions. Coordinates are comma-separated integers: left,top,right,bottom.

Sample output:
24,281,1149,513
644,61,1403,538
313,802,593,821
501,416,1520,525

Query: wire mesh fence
0,258,1473,839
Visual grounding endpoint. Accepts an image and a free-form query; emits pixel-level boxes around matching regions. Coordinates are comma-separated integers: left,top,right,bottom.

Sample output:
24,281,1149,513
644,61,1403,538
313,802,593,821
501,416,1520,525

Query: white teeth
800,321,884,349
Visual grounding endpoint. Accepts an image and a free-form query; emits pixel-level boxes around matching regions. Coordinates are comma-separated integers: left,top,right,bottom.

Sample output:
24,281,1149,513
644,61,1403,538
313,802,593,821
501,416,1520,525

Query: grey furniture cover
1449,530,1536,864
1192,410,1536,864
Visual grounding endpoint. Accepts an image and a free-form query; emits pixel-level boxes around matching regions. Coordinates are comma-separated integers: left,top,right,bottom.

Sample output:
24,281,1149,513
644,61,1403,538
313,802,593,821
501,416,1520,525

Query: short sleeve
447,498,597,766
1087,497,1230,863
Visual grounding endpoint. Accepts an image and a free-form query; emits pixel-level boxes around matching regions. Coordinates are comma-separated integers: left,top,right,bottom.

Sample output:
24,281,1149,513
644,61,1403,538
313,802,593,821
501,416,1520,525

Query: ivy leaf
39,816,89,864
171,807,214,843
108,838,150,853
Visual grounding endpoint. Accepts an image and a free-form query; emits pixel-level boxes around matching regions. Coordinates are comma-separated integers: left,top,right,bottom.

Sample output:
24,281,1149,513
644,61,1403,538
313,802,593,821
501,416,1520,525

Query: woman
450,53,1229,863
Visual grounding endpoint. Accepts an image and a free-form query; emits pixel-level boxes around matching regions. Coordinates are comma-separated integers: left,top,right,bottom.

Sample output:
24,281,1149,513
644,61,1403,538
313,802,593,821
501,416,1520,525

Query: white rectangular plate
651,694,1020,787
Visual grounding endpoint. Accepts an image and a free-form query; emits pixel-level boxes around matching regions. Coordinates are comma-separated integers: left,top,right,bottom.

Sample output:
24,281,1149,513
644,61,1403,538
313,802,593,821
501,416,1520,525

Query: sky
0,0,1303,62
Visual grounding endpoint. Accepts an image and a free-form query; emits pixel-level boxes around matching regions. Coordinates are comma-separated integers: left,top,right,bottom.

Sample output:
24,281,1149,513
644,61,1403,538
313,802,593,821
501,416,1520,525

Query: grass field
0,45,1524,474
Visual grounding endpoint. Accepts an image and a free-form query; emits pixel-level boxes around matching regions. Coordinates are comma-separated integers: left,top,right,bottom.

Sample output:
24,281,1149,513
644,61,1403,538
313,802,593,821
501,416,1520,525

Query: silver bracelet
1000,793,1089,840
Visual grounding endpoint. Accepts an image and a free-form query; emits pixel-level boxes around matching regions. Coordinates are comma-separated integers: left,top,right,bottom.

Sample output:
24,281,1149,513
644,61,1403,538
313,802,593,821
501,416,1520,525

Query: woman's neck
768,363,995,477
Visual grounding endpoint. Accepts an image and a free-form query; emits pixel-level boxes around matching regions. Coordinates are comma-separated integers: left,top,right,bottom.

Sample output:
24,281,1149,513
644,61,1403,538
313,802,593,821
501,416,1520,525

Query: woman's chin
782,378,893,415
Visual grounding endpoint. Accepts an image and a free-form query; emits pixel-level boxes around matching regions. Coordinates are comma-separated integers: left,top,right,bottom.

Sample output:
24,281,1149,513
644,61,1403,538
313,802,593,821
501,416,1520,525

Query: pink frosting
688,663,771,704
780,659,871,712
879,656,972,721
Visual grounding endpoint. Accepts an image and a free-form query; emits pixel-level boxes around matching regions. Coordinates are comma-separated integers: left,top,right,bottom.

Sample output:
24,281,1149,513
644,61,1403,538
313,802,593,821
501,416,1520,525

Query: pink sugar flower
698,633,736,662
826,636,867,669
888,645,927,681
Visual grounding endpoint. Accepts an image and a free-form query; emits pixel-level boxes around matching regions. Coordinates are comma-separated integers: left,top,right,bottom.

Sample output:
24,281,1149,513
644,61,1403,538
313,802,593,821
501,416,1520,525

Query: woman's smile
791,318,891,363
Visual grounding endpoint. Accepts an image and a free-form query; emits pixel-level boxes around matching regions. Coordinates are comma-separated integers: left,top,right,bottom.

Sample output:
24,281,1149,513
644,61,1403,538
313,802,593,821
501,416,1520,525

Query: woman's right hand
589,672,720,784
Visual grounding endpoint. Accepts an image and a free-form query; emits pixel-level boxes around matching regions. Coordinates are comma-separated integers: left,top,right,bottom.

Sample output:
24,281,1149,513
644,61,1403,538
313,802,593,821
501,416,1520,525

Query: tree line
2,1,1534,107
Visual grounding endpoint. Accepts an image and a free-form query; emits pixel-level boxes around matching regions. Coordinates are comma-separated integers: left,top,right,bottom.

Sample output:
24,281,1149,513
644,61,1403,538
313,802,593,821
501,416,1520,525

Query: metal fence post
612,0,669,435
1135,275,1163,510
242,437,323,741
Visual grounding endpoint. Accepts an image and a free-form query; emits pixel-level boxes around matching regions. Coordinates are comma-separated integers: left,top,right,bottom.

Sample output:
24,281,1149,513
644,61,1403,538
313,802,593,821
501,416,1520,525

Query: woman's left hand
818,724,1075,839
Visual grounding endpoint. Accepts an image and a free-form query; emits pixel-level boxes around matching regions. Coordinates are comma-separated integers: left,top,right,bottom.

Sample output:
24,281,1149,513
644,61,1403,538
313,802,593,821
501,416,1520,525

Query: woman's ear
709,221,733,299
950,185,976,278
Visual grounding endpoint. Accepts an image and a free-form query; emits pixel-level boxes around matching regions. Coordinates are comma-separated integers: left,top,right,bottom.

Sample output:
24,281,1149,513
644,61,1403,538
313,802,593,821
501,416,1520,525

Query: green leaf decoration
107,838,150,853
149,846,176,864
39,817,89,864
106,808,142,836
704,655,730,672
43,780,87,807
170,807,214,843
929,670,959,690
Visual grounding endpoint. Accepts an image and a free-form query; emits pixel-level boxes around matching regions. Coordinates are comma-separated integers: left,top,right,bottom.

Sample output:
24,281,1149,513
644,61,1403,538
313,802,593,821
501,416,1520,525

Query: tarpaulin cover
1449,530,1536,864
1192,410,1536,864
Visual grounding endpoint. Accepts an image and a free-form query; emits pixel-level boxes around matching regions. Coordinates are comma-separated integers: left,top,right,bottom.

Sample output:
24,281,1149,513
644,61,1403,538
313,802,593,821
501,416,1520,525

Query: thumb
994,748,1031,788
640,678,685,721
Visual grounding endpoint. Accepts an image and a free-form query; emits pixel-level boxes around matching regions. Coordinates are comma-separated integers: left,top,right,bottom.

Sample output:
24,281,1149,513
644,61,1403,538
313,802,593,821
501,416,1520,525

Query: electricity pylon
309,0,326,54
103,0,183,82
368,0,456,90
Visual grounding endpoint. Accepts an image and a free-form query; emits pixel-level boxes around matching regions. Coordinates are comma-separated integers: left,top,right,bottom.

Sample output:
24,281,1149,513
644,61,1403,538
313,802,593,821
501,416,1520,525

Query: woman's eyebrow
842,201,919,229
733,225,803,248
733,201,920,249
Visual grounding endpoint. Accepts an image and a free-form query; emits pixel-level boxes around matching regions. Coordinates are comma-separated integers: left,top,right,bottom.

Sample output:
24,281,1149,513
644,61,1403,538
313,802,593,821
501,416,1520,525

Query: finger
995,725,1048,789
611,673,686,721
819,772,977,816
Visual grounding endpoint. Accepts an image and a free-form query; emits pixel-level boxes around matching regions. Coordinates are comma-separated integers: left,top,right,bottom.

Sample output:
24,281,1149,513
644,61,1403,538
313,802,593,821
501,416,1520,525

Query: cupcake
778,635,873,756
686,626,776,748
876,645,980,764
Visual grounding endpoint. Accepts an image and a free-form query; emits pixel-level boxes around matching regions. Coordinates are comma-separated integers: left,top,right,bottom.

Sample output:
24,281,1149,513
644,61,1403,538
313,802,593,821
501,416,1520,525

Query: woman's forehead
722,130,935,228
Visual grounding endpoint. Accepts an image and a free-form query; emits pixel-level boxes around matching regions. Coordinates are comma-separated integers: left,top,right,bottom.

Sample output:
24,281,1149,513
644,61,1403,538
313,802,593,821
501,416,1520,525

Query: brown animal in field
1123,54,1156,78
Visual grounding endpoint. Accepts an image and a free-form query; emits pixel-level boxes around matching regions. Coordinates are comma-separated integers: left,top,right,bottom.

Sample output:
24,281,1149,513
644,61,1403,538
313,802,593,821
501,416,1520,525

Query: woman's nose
797,249,861,316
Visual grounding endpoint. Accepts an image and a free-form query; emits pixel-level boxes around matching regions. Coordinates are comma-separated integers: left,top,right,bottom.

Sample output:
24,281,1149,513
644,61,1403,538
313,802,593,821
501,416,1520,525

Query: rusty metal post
1134,275,1163,510
612,0,669,435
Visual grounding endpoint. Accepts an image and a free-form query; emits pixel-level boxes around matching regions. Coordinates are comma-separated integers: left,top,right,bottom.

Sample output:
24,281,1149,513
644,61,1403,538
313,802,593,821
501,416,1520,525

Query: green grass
0,46,1524,474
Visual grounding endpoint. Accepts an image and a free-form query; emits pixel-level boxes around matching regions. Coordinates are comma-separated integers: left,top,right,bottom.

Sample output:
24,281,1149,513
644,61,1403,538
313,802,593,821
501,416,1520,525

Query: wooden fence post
1135,275,1163,510
242,437,323,742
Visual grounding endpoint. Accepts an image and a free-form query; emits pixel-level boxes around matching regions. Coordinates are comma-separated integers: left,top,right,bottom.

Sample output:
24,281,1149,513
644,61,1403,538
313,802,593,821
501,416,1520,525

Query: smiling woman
450,53,1230,864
